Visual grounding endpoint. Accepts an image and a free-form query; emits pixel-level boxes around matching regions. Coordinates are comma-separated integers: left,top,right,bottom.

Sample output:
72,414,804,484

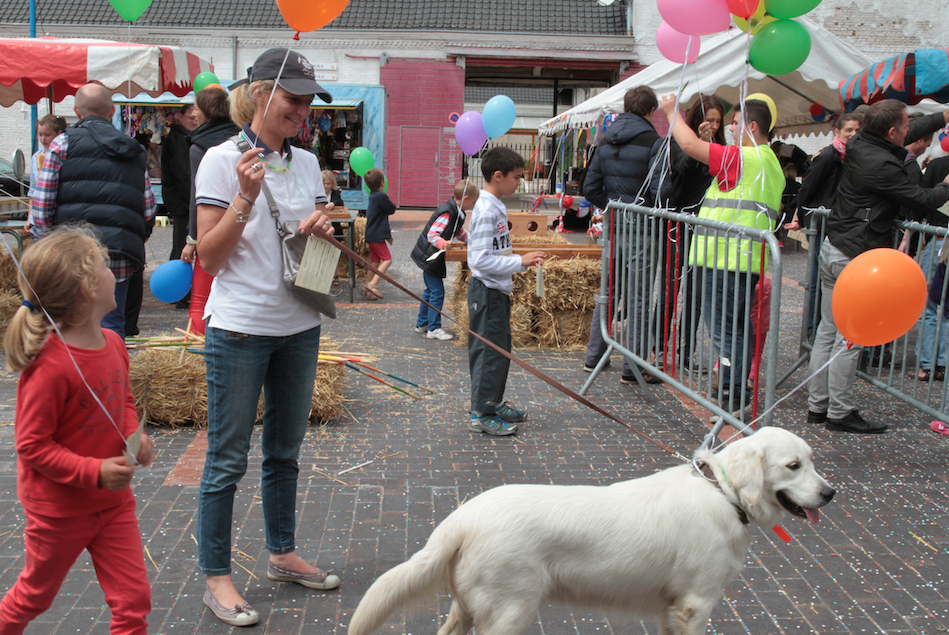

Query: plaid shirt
31,132,156,282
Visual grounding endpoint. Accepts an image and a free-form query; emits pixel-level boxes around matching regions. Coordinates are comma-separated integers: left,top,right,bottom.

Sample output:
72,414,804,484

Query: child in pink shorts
361,168,396,300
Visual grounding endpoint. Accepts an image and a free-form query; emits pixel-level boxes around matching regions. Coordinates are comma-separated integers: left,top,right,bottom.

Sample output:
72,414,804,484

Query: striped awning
839,49,949,111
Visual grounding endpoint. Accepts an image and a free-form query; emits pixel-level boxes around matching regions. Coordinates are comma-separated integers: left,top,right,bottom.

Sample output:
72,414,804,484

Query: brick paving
0,215,946,634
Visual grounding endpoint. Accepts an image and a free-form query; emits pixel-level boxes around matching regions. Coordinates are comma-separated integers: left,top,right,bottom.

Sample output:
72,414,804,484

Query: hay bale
129,345,346,427
0,240,31,295
0,289,21,341
447,241,599,349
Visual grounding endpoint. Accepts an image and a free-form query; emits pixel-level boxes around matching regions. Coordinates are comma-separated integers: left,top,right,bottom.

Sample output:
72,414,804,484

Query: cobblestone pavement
0,214,946,634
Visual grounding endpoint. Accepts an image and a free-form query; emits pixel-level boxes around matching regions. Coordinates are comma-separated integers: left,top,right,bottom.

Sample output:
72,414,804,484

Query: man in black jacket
581,86,663,384
30,83,155,338
162,105,198,263
785,113,862,337
807,100,949,434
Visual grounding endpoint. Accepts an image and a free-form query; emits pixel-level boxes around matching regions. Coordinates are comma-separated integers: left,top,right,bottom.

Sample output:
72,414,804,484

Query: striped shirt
31,132,156,282
427,211,468,248
467,190,523,294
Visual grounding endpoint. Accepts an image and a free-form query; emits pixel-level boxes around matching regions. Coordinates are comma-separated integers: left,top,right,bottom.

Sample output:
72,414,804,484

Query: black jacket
582,113,662,210
161,122,192,217
921,156,949,227
188,120,241,238
365,190,396,243
662,139,713,212
56,116,148,267
795,144,843,228
829,113,949,259
411,199,465,278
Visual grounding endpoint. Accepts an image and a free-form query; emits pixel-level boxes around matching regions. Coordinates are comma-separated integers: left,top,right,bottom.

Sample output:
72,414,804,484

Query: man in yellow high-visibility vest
660,94,783,412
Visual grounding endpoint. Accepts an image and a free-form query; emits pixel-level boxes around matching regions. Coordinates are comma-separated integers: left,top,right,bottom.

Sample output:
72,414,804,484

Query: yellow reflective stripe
702,197,779,220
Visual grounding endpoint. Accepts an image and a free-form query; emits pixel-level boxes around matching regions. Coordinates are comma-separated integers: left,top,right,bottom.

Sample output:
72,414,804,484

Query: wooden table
444,244,602,262
329,210,358,302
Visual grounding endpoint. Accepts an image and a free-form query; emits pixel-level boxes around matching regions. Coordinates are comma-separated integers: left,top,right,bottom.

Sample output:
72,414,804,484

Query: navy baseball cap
236,48,332,103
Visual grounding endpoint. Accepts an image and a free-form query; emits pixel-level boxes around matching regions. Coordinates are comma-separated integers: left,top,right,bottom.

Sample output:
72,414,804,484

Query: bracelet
185,235,197,245
229,203,251,224
237,191,255,206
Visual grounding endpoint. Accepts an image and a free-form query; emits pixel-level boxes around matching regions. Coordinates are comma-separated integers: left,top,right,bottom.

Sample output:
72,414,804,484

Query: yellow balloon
746,92,778,131
733,3,776,34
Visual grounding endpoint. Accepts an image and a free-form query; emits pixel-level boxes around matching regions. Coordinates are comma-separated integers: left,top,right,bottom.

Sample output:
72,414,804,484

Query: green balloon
108,0,153,21
749,19,812,76
349,147,374,177
193,72,220,94
765,0,821,19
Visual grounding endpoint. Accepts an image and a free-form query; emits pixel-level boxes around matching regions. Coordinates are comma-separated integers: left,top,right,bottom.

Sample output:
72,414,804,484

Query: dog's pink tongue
804,507,820,524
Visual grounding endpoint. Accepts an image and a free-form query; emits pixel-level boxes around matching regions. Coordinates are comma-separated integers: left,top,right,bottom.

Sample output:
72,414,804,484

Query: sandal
367,285,384,299
359,285,378,301
937,366,946,381
931,421,949,437
915,367,945,381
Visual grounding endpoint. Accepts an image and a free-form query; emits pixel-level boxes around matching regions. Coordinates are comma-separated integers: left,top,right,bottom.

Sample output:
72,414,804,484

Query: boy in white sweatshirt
466,147,546,436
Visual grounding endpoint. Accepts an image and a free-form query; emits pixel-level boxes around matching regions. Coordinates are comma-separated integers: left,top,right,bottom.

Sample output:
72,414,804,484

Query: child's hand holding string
99,456,135,491
136,434,154,467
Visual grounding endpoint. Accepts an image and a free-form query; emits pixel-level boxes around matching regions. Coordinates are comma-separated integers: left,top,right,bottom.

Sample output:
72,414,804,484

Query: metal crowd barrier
580,200,783,445
782,208,949,421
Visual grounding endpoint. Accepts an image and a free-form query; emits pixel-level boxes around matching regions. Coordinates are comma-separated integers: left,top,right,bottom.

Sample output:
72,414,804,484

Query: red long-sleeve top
14,329,138,517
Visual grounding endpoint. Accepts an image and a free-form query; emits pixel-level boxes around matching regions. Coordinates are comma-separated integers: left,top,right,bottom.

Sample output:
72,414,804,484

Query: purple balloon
455,111,487,156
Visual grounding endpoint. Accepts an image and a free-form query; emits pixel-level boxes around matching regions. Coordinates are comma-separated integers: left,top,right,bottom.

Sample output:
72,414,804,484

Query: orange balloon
276,0,350,33
203,83,226,92
831,248,926,347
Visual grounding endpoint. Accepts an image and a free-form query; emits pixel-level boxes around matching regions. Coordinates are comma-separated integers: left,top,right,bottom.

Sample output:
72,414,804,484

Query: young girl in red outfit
0,228,154,635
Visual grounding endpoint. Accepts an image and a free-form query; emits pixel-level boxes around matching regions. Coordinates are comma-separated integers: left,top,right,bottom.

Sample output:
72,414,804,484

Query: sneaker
468,413,518,436
495,400,527,423
413,326,427,333
620,370,663,385
806,410,827,424
824,410,887,434
583,359,610,372
426,328,453,341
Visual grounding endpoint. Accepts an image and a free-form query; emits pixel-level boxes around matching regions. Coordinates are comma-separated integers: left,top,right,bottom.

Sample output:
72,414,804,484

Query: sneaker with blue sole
495,400,527,423
469,413,518,436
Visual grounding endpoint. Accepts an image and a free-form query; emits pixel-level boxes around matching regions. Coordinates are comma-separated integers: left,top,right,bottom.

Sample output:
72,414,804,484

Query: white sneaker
426,328,453,341
413,326,427,333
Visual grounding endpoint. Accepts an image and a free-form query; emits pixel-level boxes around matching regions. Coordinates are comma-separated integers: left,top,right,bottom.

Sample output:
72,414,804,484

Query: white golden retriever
349,427,835,635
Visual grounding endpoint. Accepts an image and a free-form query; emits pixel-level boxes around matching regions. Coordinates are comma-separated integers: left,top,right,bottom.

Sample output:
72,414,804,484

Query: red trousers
0,496,150,635
188,253,215,336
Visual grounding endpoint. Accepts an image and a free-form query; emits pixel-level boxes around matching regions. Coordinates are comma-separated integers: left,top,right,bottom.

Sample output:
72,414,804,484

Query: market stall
111,82,386,211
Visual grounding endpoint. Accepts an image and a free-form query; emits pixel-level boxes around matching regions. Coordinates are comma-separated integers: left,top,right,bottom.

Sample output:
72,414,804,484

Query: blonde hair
453,180,479,201
321,169,337,191
3,227,108,372
229,79,275,128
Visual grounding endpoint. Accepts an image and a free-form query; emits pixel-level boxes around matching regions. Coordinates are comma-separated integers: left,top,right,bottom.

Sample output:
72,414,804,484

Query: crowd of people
6,42,949,631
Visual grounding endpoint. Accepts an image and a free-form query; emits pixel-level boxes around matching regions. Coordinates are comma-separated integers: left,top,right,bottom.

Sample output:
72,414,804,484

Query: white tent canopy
539,17,939,137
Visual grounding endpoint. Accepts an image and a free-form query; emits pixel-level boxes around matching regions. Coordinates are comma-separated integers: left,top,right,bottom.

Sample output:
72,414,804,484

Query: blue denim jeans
703,268,757,409
917,238,947,371
415,270,445,331
101,276,130,339
197,325,321,575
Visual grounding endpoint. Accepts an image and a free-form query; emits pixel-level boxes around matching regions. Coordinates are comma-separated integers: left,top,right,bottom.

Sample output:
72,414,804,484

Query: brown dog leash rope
316,228,687,461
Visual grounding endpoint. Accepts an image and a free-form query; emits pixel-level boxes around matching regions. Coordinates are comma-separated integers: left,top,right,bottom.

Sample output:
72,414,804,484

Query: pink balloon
657,0,730,35
656,22,701,64
455,111,488,156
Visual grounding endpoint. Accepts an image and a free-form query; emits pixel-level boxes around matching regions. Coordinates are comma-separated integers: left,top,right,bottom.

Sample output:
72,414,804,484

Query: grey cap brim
278,77,333,103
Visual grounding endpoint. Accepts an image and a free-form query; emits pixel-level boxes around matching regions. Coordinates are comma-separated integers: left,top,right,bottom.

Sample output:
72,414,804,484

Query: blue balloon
482,95,517,139
149,259,193,303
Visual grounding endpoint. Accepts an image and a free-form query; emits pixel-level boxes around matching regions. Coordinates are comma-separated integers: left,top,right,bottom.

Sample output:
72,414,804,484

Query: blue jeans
197,325,321,575
917,238,947,371
415,270,445,331
101,276,130,339
703,268,757,409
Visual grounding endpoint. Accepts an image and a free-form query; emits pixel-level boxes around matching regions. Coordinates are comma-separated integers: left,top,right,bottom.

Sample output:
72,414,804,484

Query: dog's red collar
697,461,750,525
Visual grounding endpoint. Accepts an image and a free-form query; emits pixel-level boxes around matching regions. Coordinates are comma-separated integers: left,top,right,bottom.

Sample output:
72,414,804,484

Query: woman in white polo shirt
194,48,339,627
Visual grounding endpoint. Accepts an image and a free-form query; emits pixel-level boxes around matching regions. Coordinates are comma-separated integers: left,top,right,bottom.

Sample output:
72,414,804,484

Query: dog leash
313,226,689,463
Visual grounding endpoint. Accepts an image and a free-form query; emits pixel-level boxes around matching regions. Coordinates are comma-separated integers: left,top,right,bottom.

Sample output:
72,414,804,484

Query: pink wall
380,58,466,208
